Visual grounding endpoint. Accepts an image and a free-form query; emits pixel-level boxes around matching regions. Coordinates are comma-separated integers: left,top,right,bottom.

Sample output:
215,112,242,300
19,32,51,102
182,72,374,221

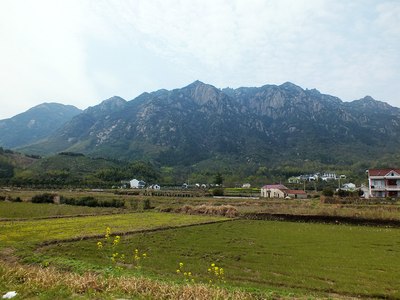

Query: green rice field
0,201,124,219
1,200,400,299
39,220,400,298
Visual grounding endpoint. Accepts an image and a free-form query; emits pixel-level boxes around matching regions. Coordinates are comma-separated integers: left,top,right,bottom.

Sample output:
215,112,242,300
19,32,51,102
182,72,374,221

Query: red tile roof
286,190,306,194
368,169,400,176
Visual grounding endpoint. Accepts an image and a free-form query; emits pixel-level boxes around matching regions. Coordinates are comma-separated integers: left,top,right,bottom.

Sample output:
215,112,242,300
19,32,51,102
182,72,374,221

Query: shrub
322,188,334,197
59,196,76,205
31,193,56,204
59,196,125,208
143,199,152,210
212,188,224,196
11,196,22,202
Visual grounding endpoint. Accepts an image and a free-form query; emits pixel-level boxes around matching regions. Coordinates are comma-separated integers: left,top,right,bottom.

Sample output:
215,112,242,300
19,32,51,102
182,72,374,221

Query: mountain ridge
4,81,400,172
0,103,81,148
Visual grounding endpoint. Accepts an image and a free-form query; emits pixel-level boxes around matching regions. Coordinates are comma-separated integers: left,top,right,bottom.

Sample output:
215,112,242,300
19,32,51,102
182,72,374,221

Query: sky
0,0,399,119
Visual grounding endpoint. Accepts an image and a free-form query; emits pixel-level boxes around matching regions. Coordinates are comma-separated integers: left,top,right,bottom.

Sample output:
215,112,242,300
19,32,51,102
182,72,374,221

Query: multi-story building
367,169,400,198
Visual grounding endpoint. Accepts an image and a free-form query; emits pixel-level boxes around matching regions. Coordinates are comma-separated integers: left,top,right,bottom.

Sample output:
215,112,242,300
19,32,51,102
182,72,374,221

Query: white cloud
0,0,102,118
0,0,399,119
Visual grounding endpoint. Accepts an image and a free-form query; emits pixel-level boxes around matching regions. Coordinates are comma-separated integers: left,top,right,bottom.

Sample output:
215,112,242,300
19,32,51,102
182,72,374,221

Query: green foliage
31,193,56,203
214,172,223,185
322,188,334,197
58,152,85,157
142,199,152,210
10,196,22,202
0,156,14,178
60,196,125,208
212,188,224,196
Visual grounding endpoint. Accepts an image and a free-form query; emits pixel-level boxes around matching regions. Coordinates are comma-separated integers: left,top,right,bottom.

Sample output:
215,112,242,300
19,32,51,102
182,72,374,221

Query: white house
340,183,356,191
261,184,288,198
130,179,146,189
321,173,337,181
261,184,307,199
149,184,161,190
367,169,400,198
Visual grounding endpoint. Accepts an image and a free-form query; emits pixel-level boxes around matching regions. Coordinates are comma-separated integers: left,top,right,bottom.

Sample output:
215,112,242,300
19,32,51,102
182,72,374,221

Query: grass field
0,211,227,251
2,196,400,299
40,220,400,299
0,201,125,219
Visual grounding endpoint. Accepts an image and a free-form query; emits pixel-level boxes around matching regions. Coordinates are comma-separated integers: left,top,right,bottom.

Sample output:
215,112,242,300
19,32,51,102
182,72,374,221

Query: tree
214,172,223,185
322,188,334,197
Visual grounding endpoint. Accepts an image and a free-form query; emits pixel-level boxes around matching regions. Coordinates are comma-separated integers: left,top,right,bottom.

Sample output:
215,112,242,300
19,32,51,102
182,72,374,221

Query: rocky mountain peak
86,96,127,114
182,80,221,105
349,95,395,112
279,82,304,92
361,95,375,102
0,103,81,148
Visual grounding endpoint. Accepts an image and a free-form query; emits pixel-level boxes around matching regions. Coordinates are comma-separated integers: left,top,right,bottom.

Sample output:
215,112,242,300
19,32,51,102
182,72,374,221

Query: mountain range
2,81,400,171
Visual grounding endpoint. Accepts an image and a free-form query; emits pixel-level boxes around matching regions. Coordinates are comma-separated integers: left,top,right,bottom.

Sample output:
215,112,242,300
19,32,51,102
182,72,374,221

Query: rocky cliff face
20,81,400,166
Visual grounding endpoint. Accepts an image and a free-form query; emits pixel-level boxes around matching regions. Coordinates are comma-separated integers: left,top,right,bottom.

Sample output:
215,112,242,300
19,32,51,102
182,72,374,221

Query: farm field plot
42,220,400,299
0,212,228,254
0,201,124,219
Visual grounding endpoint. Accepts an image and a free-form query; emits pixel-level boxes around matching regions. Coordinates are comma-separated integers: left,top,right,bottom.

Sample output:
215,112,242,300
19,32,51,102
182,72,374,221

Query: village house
148,184,161,190
261,184,306,199
367,169,400,198
286,189,307,199
339,182,356,191
130,178,146,189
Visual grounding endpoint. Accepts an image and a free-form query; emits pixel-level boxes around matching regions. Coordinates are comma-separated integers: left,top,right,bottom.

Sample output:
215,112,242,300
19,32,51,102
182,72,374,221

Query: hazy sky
0,0,399,119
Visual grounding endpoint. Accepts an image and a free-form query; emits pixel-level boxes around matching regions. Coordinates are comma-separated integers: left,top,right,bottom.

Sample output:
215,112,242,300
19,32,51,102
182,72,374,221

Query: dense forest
0,147,382,190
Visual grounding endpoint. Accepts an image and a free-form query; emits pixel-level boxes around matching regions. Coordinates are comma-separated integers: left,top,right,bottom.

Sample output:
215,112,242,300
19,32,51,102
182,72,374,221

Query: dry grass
178,205,239,217
1,261,258,300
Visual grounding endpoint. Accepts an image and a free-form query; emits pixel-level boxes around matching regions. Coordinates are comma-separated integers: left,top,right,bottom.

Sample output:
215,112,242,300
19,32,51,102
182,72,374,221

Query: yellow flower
105,227,111,239
176,269,181,273
97,241,103,249
207,268,211,272
179,262,184,268
188,272,192,276
211,263,215,267
113,236,120,246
